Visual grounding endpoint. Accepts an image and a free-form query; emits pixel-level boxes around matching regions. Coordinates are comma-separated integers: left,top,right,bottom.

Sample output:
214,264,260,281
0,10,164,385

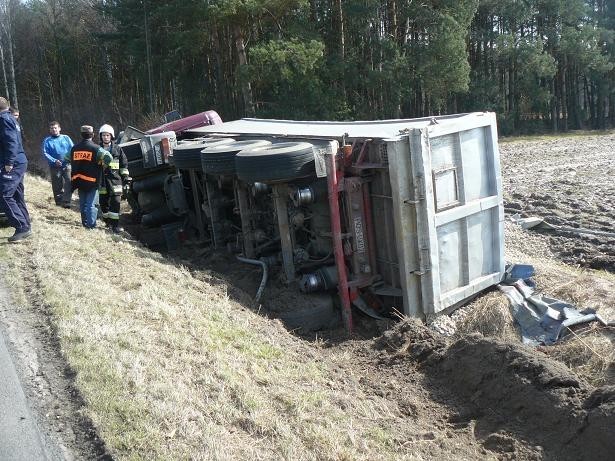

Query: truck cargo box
188,112,504,318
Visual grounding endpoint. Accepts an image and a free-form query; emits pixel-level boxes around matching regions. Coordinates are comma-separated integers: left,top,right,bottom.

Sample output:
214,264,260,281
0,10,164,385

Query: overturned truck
119,111,505,330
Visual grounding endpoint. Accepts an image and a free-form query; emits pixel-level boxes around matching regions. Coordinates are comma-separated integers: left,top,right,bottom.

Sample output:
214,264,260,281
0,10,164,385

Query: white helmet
98,124,115,140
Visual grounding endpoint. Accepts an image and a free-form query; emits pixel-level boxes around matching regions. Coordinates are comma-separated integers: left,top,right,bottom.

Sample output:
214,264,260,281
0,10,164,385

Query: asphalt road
0,316,61,460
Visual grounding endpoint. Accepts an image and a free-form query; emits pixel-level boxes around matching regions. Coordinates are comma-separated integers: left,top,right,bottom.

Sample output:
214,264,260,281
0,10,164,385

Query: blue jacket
0,109,27,166
42,133,73,167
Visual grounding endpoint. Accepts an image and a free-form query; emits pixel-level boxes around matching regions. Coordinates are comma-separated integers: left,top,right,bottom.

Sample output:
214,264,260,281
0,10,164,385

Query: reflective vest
71,139,103,190
101,142,129,176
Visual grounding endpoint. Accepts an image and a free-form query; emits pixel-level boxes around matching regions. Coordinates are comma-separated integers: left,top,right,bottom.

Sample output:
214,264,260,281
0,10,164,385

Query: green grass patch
1,174,427,460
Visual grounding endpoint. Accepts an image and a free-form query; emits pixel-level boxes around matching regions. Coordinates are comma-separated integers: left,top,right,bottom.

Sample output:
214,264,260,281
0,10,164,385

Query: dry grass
0,174,429,461
456,291,520,342
458,221,615,385
545,325,615,386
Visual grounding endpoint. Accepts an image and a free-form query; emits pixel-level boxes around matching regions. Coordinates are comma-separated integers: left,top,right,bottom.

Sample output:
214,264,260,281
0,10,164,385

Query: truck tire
137,190,166,214
139,227,166,249
201,139,272,175
132,172,168,193
235,142,316,183
173,138,235,170
127,158,147,178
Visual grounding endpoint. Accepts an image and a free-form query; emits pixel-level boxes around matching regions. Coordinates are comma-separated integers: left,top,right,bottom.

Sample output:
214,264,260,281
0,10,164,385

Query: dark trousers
50,165,72,205
0,161,31,232
99,174,122,222
100,191,121,221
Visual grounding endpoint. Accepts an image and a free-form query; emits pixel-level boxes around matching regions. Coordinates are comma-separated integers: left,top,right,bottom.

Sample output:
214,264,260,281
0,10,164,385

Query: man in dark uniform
66,125,112,229
10,108,24,142
0,97,31,242
98,124,130,233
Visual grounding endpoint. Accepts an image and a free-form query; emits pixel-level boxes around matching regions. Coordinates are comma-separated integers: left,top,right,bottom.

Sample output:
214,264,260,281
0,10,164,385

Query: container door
408,112,505,315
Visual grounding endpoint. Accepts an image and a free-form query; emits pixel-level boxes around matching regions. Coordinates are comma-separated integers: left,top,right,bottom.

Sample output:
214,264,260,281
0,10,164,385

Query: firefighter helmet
98,124,115,140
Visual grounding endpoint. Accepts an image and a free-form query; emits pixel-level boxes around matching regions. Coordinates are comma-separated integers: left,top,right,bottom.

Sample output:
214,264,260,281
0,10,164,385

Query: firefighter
66,125,112,229
98,124,130,233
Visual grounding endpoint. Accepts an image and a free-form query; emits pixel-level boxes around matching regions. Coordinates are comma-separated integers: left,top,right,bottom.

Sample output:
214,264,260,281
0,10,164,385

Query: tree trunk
233,24,255,117
309,0,318,25
597,84,605,130
211,26,225,113
587,79,596,128
2,8,17,108
0,42,8,98
550,78,557,132
144,1,154,113
561,61,568,131
103,45,114,103
333,0,345,60
387,0,397,43
508,59,516,132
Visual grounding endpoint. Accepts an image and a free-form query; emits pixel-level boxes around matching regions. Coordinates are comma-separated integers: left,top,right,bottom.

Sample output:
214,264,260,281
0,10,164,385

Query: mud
500,135,615,271
371,319,615,460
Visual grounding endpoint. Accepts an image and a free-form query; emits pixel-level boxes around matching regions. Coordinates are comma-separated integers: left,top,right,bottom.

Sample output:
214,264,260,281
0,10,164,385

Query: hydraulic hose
236,256,268,304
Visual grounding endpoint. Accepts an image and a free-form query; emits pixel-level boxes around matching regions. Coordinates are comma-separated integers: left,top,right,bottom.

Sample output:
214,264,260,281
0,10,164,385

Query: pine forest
0,0,613,140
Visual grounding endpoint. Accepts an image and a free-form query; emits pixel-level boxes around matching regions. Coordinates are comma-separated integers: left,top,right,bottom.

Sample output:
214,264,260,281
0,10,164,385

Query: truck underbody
119,111,505,331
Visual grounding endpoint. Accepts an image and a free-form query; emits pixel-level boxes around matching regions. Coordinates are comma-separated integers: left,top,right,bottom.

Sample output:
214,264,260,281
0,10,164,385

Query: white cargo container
189,112,504,321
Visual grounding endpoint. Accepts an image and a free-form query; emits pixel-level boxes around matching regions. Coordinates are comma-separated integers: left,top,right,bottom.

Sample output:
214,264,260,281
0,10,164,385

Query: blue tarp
499,280,606,346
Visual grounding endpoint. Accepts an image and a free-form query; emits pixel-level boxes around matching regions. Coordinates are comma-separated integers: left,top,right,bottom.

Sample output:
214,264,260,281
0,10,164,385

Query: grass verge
0,174,415,460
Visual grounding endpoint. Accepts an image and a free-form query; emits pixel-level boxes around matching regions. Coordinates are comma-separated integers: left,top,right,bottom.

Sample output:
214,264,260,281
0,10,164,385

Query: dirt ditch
372,319,615,460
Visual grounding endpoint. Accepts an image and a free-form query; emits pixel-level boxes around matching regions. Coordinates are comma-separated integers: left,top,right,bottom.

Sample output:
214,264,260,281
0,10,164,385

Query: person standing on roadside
66,125,112,229
0,97,32,243
10,108,24,142
42,121,73,208
98,124,130,233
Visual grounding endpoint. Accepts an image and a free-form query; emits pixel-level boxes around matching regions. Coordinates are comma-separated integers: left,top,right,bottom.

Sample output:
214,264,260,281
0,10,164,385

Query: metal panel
387,139,425,317
397,112,504,315
187,113,479,141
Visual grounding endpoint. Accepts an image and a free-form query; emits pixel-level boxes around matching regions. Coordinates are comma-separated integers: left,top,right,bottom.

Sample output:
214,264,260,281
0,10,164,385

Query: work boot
8,229,32,243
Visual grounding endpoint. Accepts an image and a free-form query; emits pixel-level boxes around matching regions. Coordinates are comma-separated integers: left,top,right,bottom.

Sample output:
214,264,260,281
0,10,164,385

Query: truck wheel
235,142,316,183
201,140,272,175
137,190,166,213
127,158,147,178
138,227,166,249
172,138,235,170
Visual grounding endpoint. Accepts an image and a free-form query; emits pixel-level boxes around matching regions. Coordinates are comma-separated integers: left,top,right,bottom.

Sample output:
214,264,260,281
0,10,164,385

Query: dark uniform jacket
70,139,107,191
0,110,27,167
100,142,129,188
